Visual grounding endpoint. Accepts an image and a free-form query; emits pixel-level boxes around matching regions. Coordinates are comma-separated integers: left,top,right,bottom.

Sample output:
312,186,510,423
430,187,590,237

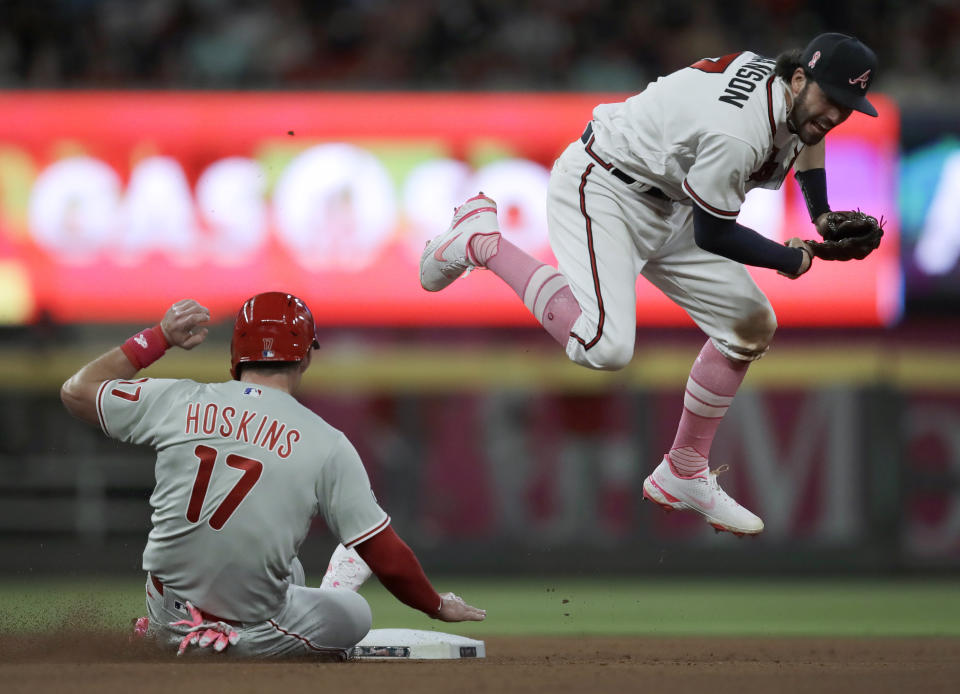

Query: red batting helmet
230,292,320,379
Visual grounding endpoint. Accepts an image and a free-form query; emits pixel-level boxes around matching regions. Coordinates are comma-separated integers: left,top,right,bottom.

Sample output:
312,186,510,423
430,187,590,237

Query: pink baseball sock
470,234,581,345
668,340,749,477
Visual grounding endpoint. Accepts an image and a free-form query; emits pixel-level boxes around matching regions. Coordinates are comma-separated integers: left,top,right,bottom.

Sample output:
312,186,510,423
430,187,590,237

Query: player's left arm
61,300,210,425
354,527,485,622
692,207,810,276
321,436,485,622
791,139,885,261
793,140,829,225
794,140,824,170
685,133,809,276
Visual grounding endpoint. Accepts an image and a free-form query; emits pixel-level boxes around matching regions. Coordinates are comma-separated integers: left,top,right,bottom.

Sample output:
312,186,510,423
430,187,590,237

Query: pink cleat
643,456,763,536
419,193,499,291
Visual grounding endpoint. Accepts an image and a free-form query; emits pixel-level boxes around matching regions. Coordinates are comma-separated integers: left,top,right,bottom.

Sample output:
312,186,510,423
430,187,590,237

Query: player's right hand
778,238,813,279
433,592,486,622
161,299,211,350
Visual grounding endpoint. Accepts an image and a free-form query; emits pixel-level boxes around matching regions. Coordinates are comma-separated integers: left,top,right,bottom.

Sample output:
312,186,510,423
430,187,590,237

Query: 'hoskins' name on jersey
185,402,301,458
719,56,775,109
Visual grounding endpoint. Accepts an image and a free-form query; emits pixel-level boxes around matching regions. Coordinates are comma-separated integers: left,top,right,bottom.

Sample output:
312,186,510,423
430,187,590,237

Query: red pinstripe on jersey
583,135,614,172
785,146,802,172
764,75,777,139
682,180,739,218
96,380,110,436
571,163,605,350
343,515,391,549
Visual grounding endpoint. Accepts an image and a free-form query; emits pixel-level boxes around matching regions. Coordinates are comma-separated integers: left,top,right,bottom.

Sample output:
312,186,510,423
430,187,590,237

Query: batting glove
169,601,240,656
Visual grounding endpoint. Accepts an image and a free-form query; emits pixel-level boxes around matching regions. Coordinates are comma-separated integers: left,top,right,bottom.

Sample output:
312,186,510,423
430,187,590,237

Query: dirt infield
2,633,959,694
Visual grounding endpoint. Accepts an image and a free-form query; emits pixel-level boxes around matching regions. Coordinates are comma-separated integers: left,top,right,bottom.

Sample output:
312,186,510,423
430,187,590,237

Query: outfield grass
1,577,958,637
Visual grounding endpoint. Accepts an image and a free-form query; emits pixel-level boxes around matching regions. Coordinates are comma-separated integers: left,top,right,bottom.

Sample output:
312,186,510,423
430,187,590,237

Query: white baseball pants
547,142,777,369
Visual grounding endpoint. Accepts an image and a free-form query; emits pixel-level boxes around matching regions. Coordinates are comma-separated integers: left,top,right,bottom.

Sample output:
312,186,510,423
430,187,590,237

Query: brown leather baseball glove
803,210,885,261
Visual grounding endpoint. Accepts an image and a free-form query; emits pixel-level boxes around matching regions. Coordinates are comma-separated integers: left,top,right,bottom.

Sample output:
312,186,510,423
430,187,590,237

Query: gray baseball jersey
97,377,389,623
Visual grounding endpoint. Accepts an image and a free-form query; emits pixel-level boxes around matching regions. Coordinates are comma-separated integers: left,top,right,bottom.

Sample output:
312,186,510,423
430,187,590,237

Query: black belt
580,123,671,201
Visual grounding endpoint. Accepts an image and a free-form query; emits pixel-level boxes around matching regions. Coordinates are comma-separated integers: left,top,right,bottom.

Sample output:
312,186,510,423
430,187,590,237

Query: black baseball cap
801,33,878,117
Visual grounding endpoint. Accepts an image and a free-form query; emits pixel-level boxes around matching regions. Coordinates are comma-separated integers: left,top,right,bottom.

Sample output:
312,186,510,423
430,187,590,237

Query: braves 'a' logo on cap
262,337,275,358
807,50,821,69
849,69,871,88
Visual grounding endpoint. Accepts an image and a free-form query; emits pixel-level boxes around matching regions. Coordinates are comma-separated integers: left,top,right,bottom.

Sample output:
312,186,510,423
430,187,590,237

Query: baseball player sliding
61,292,484,658
420,33,884,536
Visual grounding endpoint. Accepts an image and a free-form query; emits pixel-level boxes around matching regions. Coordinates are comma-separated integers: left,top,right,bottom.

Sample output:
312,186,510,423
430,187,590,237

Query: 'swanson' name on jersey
719,57,775,109
185,402,301,458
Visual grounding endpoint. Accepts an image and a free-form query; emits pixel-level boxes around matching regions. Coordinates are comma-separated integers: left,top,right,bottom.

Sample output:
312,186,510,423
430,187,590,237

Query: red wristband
121,325,169,369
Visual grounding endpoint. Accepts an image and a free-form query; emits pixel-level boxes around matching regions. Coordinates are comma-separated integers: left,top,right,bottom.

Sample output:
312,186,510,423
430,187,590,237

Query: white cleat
642,457,764,537
321,544,372,591
419,193,499,292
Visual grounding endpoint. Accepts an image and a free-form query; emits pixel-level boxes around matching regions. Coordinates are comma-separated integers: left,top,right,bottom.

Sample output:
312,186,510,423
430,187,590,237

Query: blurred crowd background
1,0,959,579
2,0,958,102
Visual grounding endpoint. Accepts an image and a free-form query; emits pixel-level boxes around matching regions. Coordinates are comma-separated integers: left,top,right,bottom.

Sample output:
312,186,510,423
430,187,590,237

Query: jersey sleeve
682,133,760,219
96,377,184,446
317,433,390,548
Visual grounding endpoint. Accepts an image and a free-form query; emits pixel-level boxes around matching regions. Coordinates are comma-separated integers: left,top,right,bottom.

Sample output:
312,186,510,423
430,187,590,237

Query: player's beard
787,83,829,145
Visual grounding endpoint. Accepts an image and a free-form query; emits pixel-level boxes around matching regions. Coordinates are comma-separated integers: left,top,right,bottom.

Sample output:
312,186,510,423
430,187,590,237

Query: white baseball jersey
547,50,798,369
97,377,389,622
590,51,804,218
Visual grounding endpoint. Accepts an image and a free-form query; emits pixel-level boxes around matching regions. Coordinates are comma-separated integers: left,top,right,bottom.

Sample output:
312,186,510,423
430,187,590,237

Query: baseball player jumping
419,33,884,536
61,292,484,658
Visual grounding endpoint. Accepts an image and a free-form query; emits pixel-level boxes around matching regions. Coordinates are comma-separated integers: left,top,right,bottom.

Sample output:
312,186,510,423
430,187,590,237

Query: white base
352,628,485,660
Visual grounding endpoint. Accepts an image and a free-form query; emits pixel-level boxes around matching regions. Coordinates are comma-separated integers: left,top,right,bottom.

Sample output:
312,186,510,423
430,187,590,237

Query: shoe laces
707,464,732,495
441,259,473,279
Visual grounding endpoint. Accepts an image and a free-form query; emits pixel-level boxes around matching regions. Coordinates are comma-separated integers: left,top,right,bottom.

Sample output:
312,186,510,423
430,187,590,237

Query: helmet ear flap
230,292,317,379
